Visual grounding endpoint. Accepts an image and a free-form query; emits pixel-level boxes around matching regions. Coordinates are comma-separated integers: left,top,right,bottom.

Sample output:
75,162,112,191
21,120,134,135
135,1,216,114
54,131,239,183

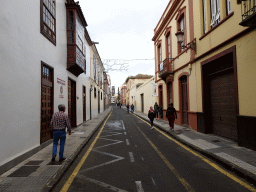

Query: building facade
129,77,158,113
90,44,105,118
0,0,107,173
153,0,256,150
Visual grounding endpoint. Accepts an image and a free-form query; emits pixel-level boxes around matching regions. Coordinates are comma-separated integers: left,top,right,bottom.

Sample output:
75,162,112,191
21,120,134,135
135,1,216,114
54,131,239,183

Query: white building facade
0,0,102,173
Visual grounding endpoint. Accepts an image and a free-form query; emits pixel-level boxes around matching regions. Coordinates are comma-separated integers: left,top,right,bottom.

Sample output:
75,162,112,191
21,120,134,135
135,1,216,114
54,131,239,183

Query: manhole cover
8,166,39,177
25,160,43,165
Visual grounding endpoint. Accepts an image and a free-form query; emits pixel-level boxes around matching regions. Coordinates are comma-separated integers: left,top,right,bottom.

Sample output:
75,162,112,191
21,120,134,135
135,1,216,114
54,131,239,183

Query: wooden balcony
158,58,174,79
238,0,256,28
67,45,86,77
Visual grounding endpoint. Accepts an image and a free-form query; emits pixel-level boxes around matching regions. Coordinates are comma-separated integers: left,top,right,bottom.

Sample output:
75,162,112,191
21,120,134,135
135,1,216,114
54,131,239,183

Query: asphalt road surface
53,107,256,192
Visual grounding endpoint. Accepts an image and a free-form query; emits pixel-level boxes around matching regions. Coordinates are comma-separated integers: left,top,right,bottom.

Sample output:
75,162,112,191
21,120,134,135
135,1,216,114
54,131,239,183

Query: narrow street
53,107,255,192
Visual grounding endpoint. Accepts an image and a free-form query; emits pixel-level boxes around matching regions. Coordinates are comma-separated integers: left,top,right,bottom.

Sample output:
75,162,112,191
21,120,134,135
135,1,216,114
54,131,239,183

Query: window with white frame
210,0,220,27
226,0,231,15
203,0,207,34
179,16,185,52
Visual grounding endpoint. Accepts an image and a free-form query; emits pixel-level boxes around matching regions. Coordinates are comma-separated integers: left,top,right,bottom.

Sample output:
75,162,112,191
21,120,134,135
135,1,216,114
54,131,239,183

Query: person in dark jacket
148,106,155,130
126,103,129,113
131,104,134,113
166,103,177,131
154,102,159,120
159,105,163,119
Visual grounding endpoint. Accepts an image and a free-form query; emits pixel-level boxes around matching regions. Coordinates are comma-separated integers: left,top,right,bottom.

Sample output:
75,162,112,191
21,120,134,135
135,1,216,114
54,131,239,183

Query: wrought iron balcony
238,0,256,27
158,58,174,79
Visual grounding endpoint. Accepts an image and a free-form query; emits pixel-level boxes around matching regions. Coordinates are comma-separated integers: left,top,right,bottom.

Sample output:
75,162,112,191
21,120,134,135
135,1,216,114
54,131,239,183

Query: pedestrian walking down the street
127,103,129,113
159,105,163,119
154,102,159,120
120,103,122,109
166,103,177,131
131,104,134,113
50,104,71,162
148,106,155,130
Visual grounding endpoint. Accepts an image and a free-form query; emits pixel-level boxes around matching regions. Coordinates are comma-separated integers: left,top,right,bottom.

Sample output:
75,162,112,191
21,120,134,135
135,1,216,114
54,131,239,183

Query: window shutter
227,0,231,15
203,0,207,33
210,0,216,27
216,0,220,22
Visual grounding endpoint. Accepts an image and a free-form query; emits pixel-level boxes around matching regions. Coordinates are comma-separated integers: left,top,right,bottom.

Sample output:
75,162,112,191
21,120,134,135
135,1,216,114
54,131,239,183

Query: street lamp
175,29,196,52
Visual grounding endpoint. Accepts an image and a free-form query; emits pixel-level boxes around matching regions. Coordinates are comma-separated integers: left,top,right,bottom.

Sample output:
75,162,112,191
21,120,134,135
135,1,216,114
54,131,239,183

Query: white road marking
77,174,128,192
141,157,144,161
135,181,144,192
124,132,127,135
121,120,126,130
80,150,125,173
150,176,156,186
94,138,123,150
135,145,137,147
129,152,135,162
126,139,130,145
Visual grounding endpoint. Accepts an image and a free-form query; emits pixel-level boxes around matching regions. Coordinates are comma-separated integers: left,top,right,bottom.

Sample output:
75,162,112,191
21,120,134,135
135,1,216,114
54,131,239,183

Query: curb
132,112,256,186
42,108,112,192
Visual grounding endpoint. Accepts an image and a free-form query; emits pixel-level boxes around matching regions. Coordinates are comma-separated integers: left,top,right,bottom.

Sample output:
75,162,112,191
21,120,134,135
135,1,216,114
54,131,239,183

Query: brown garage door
210,72,237,141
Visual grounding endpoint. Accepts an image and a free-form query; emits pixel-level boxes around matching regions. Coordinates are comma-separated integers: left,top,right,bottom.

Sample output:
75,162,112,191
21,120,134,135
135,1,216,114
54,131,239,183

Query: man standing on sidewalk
50,104,71,162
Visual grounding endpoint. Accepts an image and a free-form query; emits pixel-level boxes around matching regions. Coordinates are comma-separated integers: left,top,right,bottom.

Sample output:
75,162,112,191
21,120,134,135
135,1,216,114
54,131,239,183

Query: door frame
178,72,189,126
40,61,54,144
68,78,77,128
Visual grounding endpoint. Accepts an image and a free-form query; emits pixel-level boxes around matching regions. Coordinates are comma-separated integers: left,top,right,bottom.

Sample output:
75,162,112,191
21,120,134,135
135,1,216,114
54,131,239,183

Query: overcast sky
79,0,169,92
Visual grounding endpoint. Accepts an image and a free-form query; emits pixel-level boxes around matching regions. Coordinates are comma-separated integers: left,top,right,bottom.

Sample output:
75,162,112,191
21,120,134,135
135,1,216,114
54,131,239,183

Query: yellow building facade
153,0,256,150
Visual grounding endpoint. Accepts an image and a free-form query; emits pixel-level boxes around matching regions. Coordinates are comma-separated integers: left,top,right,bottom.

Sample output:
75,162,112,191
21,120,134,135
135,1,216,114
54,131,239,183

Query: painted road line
150,176,156,186
121,120,126,130
133,114,256,192
135,181,144,192
141,157,144,161
126,139,130,145
60,112,112,192
124,132,127,135
134,122,195,192
129,152,135,162
77,174,128,192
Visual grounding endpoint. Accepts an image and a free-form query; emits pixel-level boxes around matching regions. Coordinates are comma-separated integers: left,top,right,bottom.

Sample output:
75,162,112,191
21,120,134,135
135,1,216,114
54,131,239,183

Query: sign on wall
57,78,65,98
153,83,158,97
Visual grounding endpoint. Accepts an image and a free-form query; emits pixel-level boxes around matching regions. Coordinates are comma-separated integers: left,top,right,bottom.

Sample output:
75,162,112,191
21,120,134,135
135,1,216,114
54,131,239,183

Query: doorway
68,78,76,128
180,76,188,125
41,63,53,143
83,86,86,122
140,94,144,113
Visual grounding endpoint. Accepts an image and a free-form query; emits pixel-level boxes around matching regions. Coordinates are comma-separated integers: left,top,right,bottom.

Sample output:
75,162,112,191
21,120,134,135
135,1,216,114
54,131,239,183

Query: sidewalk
0,107,112,192
130,108,256,185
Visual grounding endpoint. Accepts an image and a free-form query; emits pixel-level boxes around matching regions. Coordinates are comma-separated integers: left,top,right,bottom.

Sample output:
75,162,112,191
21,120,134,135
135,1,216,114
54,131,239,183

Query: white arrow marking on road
126,139,130,145
135,181,144,192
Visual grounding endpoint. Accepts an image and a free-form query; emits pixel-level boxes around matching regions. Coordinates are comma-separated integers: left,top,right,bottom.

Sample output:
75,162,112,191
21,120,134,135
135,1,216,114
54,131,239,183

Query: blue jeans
127,108,129,113
52,131,66,158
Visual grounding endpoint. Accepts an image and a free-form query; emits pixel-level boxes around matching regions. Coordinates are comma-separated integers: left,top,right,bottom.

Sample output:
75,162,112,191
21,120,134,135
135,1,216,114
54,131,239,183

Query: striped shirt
50,111,71,132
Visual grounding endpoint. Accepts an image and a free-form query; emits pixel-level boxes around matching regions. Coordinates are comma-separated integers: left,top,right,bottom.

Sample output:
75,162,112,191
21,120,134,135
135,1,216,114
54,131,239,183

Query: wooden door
41,64,53,143
98,91,100,114
83,86,86,121
210,72,237,140
68,79,76,128
141,94,144,113
181,76,188,125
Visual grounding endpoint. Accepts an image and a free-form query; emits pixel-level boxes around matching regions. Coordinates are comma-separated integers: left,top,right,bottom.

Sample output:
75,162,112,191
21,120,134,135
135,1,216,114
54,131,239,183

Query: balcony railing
158,58,174,79
239,0,256,27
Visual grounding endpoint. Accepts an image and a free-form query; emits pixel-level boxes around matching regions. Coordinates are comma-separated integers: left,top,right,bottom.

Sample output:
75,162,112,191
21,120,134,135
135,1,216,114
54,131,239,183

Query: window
178,16,185,52
93,56,96,80
166,33,171,58
94,87,96,98
101,92,102,100
203,0,207,34
41,0,56,45
226,0,231,15
158,45,162,64
210,0,220,27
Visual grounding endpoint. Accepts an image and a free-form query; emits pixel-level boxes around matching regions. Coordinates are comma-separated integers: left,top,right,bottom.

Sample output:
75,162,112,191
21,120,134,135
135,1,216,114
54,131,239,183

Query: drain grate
25,160,43,166
8,166,39,177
